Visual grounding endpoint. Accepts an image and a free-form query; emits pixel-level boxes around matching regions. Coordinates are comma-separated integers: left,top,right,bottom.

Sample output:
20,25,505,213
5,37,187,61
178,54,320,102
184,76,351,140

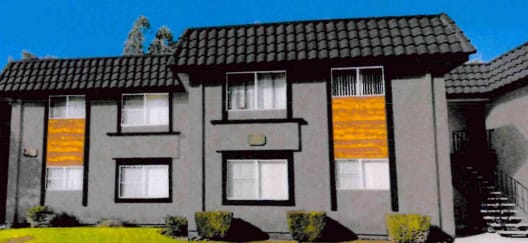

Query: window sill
115,198,172,203
211,118,307,125
107,131,181,136
222,199,294,206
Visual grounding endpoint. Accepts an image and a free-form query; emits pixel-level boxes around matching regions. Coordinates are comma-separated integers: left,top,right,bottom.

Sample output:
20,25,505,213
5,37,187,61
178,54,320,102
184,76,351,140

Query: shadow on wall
320,216,358,241
426,225,454,243
492,125,528,183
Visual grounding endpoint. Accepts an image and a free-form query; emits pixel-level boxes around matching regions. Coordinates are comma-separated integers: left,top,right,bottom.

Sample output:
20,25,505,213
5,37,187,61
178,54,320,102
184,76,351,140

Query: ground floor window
115,158,171,202
336,159,390,190
223,151,293,205
46,166,83,191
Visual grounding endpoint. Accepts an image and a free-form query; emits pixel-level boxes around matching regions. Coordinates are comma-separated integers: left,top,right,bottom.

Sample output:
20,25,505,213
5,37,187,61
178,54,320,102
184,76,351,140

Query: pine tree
123,16,151,55
148,26,174,54
21,50,38,60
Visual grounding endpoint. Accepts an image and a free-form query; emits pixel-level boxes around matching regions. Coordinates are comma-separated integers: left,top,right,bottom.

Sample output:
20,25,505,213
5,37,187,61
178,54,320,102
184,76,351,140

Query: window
227,71,286,111
332,67,384,96
46,166,83,191
336,159,390,190
116,159,171,202
49,95,85,118
121,93,169,126
226,159,288,200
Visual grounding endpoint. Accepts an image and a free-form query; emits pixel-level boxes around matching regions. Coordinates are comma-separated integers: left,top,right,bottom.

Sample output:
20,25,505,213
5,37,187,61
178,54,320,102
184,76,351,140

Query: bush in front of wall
96,218,124,227
385,213,431,243
161,215,188,237
287,210,327,242
26,205,56,228
50,212,80,227
195,211,233,240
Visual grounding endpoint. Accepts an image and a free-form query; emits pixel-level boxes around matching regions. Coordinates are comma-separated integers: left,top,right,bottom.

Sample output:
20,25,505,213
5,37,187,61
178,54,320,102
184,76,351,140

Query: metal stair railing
496,168,528,216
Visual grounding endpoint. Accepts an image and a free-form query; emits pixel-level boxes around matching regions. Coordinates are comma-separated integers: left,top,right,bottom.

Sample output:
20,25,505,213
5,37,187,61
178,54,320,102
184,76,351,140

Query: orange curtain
46,119,85,166
332,96,388,159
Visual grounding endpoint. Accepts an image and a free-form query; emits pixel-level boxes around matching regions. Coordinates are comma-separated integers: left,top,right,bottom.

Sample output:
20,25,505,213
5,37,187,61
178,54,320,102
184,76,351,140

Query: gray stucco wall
392,74,455,235
5,102,45,224
487,85,528,187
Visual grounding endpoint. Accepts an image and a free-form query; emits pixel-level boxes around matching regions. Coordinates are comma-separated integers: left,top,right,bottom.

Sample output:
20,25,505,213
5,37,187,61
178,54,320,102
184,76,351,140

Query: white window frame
226,159,289,200
45,166,83,191
225,70,287,111
117,164,170,199
331,66,385,97
48,95,86,119
336,159,390,191
121,93,169,127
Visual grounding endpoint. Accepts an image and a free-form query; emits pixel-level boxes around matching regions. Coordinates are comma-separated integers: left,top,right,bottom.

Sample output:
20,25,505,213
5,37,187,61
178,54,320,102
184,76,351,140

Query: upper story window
226,71,286,111
49,95,85,119
331,67,384,97
121,93,169,127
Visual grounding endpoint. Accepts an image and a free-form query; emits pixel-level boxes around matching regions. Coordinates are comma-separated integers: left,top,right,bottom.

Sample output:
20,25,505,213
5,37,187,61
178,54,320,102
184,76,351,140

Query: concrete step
481,209,516,214
482,203,516,207
489,191,503,195
483,216,522,223
485,197,509,201
497,230,528,237
488,223,528,229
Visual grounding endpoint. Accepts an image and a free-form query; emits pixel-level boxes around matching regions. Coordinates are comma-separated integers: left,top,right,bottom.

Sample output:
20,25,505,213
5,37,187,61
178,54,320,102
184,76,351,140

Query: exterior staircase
460,166,528,237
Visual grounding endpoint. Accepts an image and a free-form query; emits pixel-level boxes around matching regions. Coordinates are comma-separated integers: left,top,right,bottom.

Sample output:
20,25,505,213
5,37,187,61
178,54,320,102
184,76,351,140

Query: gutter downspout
12,101,23,224
430,74,443,228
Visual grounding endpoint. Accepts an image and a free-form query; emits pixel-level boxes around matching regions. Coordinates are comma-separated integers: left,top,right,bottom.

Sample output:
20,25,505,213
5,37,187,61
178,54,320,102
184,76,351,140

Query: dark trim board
221,150,295,206
0,101,11,223
384,70,399,212
211,118,307,125
107,131,181,136
82,97,91,206
113,157,173,203
39,102,49,206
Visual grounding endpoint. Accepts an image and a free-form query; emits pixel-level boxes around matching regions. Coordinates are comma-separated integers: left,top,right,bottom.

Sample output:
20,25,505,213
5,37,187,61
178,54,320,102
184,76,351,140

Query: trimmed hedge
162,216,188,237
26,206,55,228
195,211,233,240
287,210,326,242
386,213,431,243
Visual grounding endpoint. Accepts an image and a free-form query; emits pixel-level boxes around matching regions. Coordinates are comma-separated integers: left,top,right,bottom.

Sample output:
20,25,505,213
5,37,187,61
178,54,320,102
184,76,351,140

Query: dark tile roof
172,13,475,68
0,54,177,92
445,41,528,95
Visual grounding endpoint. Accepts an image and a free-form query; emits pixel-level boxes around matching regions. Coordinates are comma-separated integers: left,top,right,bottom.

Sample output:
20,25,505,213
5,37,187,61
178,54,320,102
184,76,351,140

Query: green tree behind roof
123,16,151,55
148,26,175,54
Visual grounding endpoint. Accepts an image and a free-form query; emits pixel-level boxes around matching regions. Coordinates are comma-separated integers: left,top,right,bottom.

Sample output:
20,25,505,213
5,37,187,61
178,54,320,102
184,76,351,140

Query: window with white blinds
118,164,169,199
121,93,169,126
46,166,83,191
226,159,288,200
227,71,286,110
331,67,384,97
336,159,390,190
49,95,86,119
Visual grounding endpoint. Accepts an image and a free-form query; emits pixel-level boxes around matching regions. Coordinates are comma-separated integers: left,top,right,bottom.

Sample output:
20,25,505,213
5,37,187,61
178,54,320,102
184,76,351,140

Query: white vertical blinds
336,159,389,190
227,71,286,110
332,67,384,96
46,166,83,191
119,165,169,198
122,93,169,126
227,159,288,200
49,95,86,119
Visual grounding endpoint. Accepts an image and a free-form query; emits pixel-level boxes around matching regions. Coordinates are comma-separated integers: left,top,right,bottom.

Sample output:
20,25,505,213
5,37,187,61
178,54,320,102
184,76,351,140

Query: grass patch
0,227,390,243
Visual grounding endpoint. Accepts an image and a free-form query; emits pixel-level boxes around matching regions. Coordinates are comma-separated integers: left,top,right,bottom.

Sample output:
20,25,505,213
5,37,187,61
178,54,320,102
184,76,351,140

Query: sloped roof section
445,41,528,95
172,13,475,67
0,54,177,92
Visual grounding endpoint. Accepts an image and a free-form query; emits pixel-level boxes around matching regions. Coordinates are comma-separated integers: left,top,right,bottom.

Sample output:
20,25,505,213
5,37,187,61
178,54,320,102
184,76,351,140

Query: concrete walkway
456,233,528,243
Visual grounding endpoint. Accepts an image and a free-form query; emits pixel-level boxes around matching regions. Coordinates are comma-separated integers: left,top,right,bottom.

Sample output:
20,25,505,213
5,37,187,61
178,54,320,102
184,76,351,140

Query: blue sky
1,0,527,67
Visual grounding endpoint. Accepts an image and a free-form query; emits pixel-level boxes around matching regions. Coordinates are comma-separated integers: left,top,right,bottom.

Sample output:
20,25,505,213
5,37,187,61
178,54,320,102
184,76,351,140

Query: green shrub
50,212,80,227
96,218,124,227
385,213,431,243
287,210,326,242
195,211,233,240
26,205,55,228
162,216,188,237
